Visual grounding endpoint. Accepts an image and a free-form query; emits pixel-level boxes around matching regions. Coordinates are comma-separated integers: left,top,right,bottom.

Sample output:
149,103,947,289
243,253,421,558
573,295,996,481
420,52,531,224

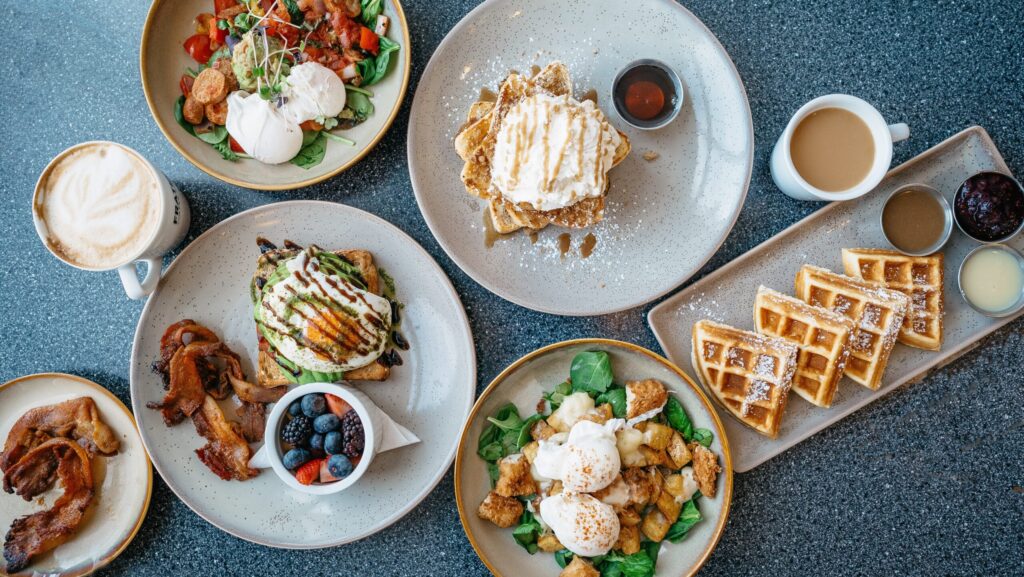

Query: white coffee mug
770,94,910,201
32,141,190,299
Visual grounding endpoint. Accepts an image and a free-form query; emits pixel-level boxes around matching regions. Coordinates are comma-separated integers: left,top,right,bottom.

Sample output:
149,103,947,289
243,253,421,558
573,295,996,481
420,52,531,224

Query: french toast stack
454,62,631,234
691,249,944,438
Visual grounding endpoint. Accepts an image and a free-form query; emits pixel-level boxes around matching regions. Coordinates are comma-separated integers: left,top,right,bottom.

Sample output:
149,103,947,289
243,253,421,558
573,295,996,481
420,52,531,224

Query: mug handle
117,257,161,300
888,123,910,143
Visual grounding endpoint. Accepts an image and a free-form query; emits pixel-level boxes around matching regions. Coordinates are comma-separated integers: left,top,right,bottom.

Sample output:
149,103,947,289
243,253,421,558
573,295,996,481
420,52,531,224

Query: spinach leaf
543,381,572,411
211,138,240,161
173,96,197,136
478,403,518,460
597,551,655,577
512,510,543,554
663,396,694,441
666,498,702,543
478,442,504,462
487,405,523,431
360,0,383,26
196,125,228,144
692,428,714,447
642,540,661,565
516,414,543,449
554,550,574,568
365,36,399,86
486,462,500,487
570,351,613,394
595,386,627,418
282,0,303,24
206,46,231,66
289,131,327,169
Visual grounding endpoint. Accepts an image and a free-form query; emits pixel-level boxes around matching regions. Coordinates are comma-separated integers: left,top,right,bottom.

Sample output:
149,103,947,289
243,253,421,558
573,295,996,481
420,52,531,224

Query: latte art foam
39,144,161,268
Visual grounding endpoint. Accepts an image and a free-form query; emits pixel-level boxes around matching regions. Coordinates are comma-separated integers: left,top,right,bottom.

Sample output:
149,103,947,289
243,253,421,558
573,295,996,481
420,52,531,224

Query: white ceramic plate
0,373,152,577
408,0,752,315
649,126,1024,472
140,0,411,190
129,201,476,548
454,340,732,577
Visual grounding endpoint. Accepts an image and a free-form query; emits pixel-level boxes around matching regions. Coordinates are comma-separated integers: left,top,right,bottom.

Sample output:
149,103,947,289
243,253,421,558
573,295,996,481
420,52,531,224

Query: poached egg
281,62,347,125
539,493,620,557
534,419,623,493
225,91,303,164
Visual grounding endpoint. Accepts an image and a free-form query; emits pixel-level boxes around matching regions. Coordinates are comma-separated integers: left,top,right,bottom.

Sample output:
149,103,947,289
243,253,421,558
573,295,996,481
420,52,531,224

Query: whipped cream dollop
38,143,161,269
281,62,347,124
539,492,620,557
226,91,303,164
490,93,622,211
534,419,623,493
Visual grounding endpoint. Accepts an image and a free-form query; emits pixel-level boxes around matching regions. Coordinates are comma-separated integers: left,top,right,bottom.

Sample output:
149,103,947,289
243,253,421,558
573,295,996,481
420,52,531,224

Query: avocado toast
250,238,406,386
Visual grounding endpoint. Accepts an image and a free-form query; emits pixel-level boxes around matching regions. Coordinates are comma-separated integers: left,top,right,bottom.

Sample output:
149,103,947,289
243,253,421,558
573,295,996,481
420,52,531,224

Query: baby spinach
173,96,197,136
282,0,303,24
692,428,714,447
345,88,375,121
543,381,572,411
597,549,656,577
358,36,400,86
207,46,231,66
360,0,383,26
666,497,702,543
554,550,574,568
512,510,543,554
570,351,613,394
595,386,627,418
663,396,694,441
196,125,228,144
290,131,327,169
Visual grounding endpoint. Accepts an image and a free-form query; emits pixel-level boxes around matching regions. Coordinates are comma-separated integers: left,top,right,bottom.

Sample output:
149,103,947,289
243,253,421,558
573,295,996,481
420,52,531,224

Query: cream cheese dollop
490,93,621,211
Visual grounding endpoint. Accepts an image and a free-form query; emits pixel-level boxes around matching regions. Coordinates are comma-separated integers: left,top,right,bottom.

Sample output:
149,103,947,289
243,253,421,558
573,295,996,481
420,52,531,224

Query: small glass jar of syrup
612,59,683,129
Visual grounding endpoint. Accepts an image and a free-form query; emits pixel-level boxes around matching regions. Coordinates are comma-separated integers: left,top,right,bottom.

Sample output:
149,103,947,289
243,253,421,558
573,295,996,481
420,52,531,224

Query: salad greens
477,351,717,577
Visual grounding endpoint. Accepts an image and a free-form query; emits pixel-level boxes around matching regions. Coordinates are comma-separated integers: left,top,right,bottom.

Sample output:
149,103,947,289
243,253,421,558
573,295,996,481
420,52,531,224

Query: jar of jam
953,171,1024,242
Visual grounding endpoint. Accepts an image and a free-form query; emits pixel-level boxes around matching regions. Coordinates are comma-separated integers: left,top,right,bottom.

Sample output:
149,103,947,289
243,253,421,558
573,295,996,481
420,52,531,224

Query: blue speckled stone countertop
1,1,1022,575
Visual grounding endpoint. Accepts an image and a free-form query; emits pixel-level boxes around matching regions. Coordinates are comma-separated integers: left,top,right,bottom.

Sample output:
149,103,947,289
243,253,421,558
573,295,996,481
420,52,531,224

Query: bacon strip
192,396,258,481
2,439,94,573
1,398,119,488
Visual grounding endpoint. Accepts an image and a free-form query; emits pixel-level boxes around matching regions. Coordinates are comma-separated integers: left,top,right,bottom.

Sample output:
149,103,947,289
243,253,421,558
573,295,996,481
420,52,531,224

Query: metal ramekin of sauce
958,243,1024,317
611,59,683,130
879,184,953,256
953,171,1024,243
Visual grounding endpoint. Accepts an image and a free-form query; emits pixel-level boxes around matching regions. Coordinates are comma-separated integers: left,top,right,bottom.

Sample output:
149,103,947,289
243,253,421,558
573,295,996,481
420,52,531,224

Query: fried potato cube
626,379,668,420
639,445,671,468
530,419,558,441
477,491,523,528
192,67,229,105
522,441,539,464
561,556,600,577
667,431,692,469
656,486,682,523
537,531,564,552
495,455,537,497
615,524,642,555
691,444,722,498
641,508,671,542
616,427,646,468
623,467,657,506
643,422,674,450
580,403,614,425
618,505,641,527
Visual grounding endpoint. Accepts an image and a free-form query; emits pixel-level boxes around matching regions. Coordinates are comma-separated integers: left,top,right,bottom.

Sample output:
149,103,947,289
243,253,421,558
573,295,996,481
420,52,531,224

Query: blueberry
309,433,325,452
324,431,344,455
327,454,354,479
313,413,341,433
301,394,327,417
282,448,311,470
288,401,303,417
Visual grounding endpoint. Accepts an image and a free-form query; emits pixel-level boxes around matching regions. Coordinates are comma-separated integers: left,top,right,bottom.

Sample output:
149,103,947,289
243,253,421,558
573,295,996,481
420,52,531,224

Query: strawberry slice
295,458,325,486
326,394,353,418
319,459,340,483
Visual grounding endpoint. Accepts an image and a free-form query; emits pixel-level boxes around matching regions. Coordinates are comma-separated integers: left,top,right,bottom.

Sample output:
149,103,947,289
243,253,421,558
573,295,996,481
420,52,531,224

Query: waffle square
691,320,799,438
842,249,944,351
794,265,910,390
753,286,856,408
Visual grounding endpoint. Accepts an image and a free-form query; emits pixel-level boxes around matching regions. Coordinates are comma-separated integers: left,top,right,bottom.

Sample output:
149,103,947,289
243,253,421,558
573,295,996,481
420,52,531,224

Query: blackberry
340,411,365,458
281,415,312,446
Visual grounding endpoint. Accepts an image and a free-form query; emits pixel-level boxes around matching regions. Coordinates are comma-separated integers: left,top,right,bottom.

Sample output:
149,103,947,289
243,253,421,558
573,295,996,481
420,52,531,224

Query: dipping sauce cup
958,244,1024,318
953,171,1024,243
879,184,952,256
611,59,683,130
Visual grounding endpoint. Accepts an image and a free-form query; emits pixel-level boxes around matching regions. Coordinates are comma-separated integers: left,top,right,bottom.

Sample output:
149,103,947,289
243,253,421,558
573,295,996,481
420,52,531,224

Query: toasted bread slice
253,247,390,386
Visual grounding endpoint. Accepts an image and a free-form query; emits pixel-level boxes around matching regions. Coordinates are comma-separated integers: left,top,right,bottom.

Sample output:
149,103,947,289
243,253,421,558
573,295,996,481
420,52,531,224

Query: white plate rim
407,0,754,316
128,200,477,548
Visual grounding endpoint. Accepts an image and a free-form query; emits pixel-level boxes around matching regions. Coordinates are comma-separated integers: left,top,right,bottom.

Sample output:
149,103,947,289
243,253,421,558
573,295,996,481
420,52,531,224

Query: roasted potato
656,486,682,523
537,532,563,552
192,68,229,105
530,418,558,441
522,440,539,464
182,95,205,124
639,445,671,468
666,431,692,468
477,491,523,528
560,556,600,577
205,99,228,125
615,524,642,555
643,422,674,450
641,508,671,542
618,505,642,527
580,403,614,425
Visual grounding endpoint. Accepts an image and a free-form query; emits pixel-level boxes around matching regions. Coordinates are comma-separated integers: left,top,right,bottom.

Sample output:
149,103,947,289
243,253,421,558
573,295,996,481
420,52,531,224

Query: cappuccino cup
32,142,190,299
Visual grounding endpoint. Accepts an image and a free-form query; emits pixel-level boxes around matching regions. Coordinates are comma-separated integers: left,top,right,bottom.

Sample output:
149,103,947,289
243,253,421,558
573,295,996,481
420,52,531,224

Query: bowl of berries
249,383,385,494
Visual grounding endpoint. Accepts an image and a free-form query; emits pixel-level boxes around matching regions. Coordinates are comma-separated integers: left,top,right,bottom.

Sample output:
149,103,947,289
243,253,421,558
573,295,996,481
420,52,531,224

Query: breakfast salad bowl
455,339,732,577
140,0,411,190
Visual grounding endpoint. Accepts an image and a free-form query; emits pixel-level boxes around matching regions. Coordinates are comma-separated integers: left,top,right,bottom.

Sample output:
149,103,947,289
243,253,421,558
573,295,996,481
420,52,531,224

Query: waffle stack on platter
691,249,944,438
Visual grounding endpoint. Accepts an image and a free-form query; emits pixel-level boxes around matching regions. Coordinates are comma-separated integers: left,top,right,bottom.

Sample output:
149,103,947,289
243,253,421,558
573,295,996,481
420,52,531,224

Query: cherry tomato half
179,74,195,97
183,34,213,64
214,0,238,14
229,136,245,154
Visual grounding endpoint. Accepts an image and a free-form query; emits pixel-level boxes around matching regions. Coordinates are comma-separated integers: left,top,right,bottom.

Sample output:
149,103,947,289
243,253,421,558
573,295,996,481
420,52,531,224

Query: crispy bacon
235,402,267,443
2,439,94,573
0,398,119,487
192,397,258,481
153,319,220,380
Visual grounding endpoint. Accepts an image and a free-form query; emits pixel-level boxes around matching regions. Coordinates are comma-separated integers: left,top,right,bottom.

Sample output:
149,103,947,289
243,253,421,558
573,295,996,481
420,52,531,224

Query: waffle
753,286,856,408
691,320,799,438
794,265,910,390
454,62,631,234
842,249,944,351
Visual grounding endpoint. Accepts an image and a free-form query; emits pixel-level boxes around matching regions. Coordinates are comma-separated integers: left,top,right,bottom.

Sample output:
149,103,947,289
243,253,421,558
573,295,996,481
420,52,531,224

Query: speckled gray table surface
1,1,1022,576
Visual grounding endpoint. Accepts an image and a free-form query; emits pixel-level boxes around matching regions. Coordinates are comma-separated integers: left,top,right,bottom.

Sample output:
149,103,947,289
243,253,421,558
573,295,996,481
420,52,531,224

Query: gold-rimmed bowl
140,0,411,191
454,339,733,577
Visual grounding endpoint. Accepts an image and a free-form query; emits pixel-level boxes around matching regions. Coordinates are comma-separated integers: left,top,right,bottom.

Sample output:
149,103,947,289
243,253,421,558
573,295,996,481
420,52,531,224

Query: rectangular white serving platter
648,126,1024,473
